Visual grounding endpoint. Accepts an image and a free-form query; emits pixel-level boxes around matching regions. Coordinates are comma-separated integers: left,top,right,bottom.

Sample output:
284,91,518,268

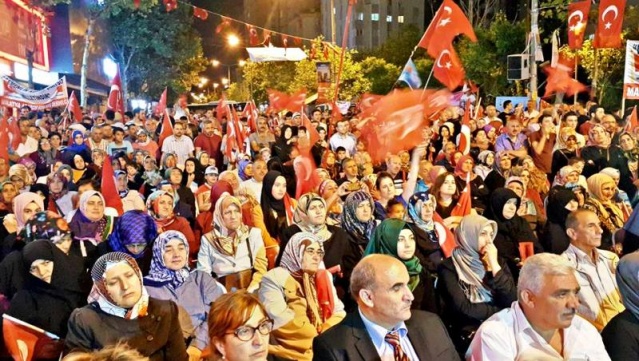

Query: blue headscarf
144,230,191,290
238,159,252,181
66,130,89,154
108,210,158,259
407,191,436,232
341,191,377,246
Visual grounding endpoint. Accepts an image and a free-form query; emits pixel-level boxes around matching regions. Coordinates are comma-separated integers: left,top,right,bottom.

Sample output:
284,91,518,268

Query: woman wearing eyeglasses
209,290,276,361
258,232,345,361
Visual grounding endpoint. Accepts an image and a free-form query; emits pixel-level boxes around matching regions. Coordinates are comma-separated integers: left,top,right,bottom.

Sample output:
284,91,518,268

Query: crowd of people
0,95,639,361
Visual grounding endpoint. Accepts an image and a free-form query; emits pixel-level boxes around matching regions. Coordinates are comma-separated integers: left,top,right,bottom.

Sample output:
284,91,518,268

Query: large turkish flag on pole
593,0,626,49
567,1,590,50
433,45,466,91
418,0,477,59
107,66,125,115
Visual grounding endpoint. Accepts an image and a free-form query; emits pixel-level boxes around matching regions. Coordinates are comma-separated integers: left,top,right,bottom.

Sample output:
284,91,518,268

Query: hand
480,243,499,269
337,182,350,197
186,346,202,361
3,214,17,234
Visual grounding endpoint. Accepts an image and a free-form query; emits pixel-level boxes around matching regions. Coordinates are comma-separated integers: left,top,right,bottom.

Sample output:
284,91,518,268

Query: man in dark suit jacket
313,254,459,361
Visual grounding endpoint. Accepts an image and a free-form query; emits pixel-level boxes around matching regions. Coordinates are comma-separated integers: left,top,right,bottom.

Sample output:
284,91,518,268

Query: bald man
313,254,459,361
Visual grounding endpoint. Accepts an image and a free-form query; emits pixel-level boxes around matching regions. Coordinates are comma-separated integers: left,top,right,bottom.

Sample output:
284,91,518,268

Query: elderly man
313,254,459,361
563,209,624,331
467,253,610,360
494,117,528,159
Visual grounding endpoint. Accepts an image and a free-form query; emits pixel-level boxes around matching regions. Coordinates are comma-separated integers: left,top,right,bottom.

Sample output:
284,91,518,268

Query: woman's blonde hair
62,342,149,361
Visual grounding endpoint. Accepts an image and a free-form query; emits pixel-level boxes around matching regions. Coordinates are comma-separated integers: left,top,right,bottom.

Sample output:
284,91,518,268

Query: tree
459,0,502,28
79,0,159,106
226,82,251,102
457,13,527,101
358,57,401,94
107,4,207,107
357,25,424,67
241,61,298,103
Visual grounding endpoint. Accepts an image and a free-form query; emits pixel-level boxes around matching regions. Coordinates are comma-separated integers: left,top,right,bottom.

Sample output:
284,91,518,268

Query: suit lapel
407,317,431,360
350,312,382,361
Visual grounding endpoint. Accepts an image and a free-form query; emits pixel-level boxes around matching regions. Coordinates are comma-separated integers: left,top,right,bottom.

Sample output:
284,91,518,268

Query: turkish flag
68,91,82,123
0,115,10,162
625,106,638,132
216,95,228,121
162,0,177,12
294,153,321,199
593,0,626,49
567,1,591,49
155,87,167,116
101,156,124,216
230,106,246,151
432,45,465,91
359,89,451,163
432,212,456,258
267,89,307,112
193,7,208,20
418,0,477,59
357,93,383,113
107,66,125,115
543,63,588,97
8,117,21,151
241,100,258,132
451,173,472,217
457,101,471,155
215,17,231,34
158,110,173,149
249,26,259,46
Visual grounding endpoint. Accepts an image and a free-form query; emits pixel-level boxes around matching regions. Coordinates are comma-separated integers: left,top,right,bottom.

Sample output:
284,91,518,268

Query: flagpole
574,57,579,104
420,65,435,100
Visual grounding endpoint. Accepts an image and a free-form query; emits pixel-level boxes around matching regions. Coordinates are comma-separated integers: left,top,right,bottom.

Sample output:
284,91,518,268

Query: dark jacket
581,145,635,199
540,221,571,254
601,310,639,361
65,298,188,361
312,310,460,361
437,257,517,332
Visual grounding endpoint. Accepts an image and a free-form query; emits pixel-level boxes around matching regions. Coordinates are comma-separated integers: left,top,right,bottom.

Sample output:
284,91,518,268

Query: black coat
65,298,188,361
312,310,460,361
581,145,635,199
540,221,571,254
437,257,517,333
601,310,639,361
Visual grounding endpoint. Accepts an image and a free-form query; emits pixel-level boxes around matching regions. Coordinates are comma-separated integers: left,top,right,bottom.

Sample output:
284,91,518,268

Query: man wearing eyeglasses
313,254,459,361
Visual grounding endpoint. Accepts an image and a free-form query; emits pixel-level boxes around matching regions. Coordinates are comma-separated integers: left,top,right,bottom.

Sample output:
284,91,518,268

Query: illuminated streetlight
213,83,219,89
211,59,220,67
200,77,208,84
227,34,240,47
238,60,246,67
221,78,229,85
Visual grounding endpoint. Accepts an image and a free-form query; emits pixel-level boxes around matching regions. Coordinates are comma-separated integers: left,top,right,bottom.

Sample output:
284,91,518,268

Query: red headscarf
454,154,476,180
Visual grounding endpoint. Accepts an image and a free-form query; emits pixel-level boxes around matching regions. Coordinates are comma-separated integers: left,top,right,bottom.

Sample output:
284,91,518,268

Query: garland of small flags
159,0,338,55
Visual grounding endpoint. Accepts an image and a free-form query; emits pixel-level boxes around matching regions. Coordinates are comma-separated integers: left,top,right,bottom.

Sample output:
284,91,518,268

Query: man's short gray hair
517,253,575,301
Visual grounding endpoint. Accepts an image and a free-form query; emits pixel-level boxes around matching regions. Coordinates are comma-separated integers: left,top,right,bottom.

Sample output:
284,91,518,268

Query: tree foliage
357,25,424,67
107,5,207,100
358,57,401,95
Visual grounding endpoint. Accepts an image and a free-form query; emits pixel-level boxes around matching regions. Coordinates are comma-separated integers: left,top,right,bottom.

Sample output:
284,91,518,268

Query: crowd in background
0,94,639,360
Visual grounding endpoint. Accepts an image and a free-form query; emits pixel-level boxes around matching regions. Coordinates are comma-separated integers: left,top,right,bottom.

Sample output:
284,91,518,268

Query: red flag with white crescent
567,1,591,50
457,101,471,155
69,91,83,123
433,44,465,91
418,0,477,59
155,87,167,116
107,67,125,115
593,0,626,49
0,115,10,162
451,172,472,217
158,110,173,149
101,156,124,216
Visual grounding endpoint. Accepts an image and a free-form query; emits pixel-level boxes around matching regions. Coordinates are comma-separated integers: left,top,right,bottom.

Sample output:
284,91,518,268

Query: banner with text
624,40,639,99
0,76,68,110
316,62,331,104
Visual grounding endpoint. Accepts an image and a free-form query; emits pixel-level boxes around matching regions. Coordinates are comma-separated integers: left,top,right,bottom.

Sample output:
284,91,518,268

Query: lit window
398,15,404,23
387,15,392,22
372,13,379,21
357,12,364,21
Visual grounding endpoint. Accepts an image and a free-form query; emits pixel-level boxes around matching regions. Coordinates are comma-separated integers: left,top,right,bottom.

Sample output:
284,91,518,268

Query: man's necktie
385,331,409,361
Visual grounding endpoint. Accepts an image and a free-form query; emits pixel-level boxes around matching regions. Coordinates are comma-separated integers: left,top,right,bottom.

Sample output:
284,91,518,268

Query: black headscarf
483,188,524,236
260,171,289,238
272,125,295,162
546,186,578,227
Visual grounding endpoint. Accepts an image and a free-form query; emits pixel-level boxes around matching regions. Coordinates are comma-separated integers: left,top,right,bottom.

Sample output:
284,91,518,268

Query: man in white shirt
241,158,267,203
9,117,38,161
161,121,194,169
329,119,356,157
562,209,624,331
467,253,611,361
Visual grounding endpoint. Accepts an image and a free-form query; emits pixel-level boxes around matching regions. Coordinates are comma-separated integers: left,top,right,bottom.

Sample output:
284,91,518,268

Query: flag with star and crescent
567,1,590,50
594,0,626,49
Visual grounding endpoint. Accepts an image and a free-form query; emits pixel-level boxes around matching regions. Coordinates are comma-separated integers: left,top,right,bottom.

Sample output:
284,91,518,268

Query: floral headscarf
146,190,178,229
341,190,376,246
144,230,191,291
88,252,150,320
210,193,249,257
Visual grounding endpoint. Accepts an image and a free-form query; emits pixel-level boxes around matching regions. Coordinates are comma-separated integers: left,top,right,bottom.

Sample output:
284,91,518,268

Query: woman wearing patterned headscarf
47,172,77,217
198,193,267,293
340,191,378,259
280,193,357,276
258,232,345,361
65,252,188,360
437,214,517,344
144,231,226,361
98,210,158,275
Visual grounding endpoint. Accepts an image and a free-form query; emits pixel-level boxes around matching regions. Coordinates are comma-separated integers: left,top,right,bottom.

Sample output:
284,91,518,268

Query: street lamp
227,34,240,47
221,78,229,86
210,59,248,84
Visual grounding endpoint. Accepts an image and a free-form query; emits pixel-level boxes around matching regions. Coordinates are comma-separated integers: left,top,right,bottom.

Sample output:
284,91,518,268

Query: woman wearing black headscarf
260,171,296,242
539,186,579,254
271,125,296,163
7,240,81,337
483,188,542,279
